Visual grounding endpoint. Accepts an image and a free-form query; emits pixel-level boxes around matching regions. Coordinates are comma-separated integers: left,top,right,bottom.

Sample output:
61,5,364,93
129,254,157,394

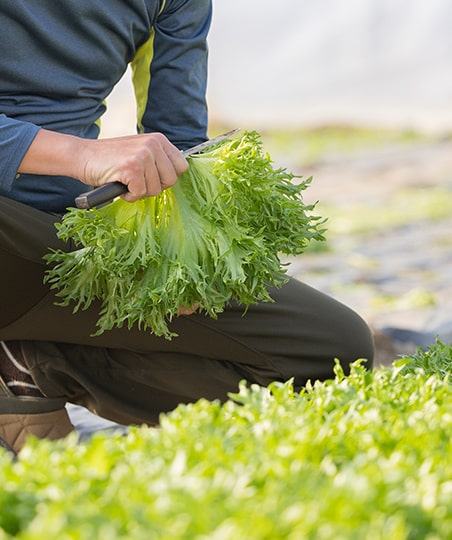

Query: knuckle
147,131,166,148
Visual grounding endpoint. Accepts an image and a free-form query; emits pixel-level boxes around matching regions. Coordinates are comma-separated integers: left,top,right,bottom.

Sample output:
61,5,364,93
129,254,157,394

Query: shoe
0,434,17,459
0,373,74,453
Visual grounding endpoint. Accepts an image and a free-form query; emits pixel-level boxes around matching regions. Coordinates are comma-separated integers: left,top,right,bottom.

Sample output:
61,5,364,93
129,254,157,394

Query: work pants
0,196,374,426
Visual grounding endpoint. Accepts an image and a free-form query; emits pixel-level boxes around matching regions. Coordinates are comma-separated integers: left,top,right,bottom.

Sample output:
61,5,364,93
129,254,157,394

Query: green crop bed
1,340,451,539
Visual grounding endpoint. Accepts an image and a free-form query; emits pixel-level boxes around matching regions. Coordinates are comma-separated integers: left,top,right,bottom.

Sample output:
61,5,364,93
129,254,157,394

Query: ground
272,130,452,366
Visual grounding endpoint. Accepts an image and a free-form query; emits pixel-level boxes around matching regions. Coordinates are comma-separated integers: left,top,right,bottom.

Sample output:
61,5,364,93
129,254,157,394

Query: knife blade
74,128,240,209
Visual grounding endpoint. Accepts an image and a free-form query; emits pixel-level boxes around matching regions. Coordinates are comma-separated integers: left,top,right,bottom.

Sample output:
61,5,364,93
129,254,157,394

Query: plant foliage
44,131,324,338
1,340,451,539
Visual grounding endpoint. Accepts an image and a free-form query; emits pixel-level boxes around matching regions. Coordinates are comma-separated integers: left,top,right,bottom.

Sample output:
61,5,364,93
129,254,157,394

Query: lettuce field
1,340,451,539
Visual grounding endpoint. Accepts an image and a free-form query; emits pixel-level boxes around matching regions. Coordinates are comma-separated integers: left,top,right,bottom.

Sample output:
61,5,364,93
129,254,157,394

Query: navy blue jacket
0,0,211,212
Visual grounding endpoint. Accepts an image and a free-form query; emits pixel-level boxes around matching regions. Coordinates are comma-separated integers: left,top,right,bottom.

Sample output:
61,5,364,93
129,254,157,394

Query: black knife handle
75,182,128,209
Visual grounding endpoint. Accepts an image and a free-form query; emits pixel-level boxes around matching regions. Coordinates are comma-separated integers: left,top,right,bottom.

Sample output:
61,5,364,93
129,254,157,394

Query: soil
286,138,452,367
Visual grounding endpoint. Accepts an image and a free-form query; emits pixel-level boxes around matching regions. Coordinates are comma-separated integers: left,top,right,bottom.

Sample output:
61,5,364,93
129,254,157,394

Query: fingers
161,134,190,177
177,303,199,316
121,133,189,202
81,132,190,202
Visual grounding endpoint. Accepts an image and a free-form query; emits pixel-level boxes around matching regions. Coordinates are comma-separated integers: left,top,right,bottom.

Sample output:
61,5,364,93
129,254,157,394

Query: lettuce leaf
44,130,325,338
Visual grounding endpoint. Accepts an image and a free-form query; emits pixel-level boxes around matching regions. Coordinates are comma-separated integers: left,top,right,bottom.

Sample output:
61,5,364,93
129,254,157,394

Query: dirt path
286,139,452,366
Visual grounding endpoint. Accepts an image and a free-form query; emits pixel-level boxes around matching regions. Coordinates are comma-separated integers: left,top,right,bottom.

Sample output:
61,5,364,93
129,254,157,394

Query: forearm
17,128,87,181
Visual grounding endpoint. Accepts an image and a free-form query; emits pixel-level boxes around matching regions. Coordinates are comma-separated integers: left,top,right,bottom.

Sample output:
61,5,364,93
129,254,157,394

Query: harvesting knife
74,128,240,209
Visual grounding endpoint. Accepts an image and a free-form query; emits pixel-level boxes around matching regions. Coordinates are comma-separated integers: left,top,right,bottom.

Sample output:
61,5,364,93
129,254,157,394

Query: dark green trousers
0,196,374,426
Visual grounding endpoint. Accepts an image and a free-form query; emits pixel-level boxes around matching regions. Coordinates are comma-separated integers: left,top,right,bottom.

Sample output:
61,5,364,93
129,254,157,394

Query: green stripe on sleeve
130,30,155,133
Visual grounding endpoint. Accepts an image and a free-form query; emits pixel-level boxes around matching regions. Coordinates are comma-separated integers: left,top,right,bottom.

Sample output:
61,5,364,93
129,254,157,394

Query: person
0,1,374,455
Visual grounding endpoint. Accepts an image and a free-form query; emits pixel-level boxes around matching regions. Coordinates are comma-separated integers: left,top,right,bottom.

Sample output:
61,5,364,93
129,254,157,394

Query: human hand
177,304,199,316
18,129,188,202
79,132,188,202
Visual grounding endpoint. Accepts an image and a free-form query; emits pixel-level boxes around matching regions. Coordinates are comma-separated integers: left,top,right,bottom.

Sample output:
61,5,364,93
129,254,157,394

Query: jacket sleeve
132,0,212,150
0,114,40,191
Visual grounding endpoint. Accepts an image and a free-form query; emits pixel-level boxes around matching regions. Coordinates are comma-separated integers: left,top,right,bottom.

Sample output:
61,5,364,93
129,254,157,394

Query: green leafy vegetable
44,130,325,338
1,340,452,539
